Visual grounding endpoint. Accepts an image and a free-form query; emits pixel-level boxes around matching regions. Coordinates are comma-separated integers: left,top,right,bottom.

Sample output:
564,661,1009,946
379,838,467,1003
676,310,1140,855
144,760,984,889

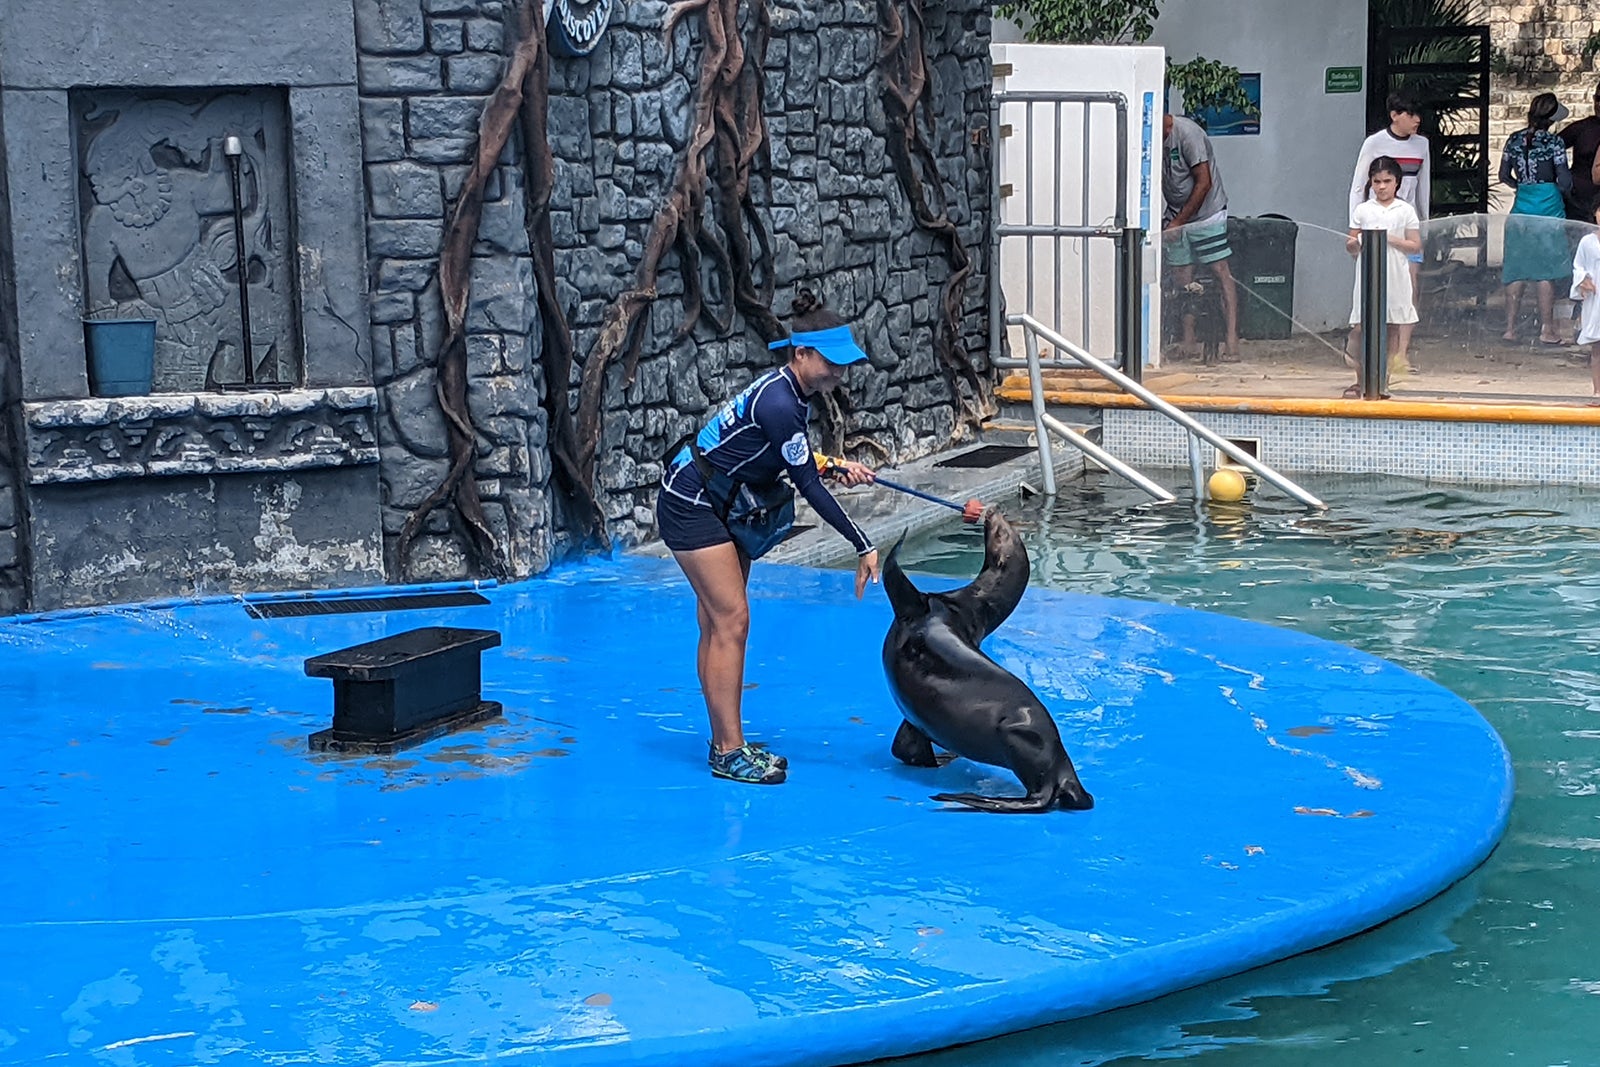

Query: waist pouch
668,434,795,560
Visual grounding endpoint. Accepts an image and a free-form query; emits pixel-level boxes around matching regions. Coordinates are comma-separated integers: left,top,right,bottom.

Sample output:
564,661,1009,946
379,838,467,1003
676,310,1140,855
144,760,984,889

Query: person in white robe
1571,205,1600,398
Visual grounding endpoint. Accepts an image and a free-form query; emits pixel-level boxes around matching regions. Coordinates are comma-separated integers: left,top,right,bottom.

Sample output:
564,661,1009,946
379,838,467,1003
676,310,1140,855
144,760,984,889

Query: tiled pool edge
1102,408,1600,486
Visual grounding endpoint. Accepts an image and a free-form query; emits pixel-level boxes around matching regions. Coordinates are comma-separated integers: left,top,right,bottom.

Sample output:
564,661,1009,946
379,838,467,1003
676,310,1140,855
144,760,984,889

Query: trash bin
83,317,157,397
1226,214,1298,340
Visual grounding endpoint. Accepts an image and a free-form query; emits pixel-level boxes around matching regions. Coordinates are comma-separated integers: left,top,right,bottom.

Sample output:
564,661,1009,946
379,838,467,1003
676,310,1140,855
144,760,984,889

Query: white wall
990,44,1166,364
1146,0,1370,331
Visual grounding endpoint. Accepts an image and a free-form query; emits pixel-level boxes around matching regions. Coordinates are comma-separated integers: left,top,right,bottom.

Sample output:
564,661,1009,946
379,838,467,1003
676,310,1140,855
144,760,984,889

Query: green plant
992,0,1160,44
993,1,1257,120
1166,56,1259,119
1371,0,1491,213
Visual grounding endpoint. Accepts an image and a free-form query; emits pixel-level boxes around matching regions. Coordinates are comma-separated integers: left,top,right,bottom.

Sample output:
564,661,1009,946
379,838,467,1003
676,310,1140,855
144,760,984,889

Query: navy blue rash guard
661,366,873,555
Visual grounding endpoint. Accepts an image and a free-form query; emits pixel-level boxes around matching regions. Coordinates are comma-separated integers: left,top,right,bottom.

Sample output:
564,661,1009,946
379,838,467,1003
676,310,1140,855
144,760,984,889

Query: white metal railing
1006,313,1327,510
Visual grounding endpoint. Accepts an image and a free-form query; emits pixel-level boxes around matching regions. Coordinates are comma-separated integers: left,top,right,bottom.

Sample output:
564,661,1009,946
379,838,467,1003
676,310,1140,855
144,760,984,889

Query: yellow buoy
1207,467,1248,503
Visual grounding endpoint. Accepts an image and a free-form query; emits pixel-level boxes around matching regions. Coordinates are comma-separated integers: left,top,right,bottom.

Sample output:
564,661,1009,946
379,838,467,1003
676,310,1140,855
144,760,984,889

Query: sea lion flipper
881,531,927,620
929,790,1057,814
890,719,940,767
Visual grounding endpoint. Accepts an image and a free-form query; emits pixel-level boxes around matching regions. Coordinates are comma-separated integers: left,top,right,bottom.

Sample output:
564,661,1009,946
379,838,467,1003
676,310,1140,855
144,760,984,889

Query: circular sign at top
544,0,614,57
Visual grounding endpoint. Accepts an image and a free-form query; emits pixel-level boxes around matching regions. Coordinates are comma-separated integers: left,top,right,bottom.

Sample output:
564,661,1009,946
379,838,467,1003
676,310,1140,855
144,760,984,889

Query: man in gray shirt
1163,113,1239,360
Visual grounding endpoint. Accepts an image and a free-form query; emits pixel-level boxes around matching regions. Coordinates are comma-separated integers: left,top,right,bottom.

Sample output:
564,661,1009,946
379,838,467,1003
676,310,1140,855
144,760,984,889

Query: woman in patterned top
1500,92,1574,345
656,289,881,785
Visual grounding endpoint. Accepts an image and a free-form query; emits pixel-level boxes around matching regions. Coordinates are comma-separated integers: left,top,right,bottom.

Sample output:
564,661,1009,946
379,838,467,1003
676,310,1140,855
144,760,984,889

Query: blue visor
768,325,869,365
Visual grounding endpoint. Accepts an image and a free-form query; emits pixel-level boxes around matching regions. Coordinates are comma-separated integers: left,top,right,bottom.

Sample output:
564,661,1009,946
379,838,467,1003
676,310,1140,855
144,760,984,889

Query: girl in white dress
1343,156,1422,397
1571,197,1600,398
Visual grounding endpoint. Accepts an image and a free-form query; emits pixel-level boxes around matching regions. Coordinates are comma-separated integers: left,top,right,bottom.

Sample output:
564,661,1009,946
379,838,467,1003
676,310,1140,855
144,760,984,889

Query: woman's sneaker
708,742,787,784
706,740,787,771
745,741,788,771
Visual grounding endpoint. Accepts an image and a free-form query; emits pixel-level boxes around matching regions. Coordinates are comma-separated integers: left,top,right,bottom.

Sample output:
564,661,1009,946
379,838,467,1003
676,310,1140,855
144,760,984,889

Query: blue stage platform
0,557,1512,1066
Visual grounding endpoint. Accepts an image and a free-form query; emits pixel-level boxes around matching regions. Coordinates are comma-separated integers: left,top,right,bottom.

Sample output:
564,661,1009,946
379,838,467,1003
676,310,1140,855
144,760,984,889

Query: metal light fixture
222,134,256,387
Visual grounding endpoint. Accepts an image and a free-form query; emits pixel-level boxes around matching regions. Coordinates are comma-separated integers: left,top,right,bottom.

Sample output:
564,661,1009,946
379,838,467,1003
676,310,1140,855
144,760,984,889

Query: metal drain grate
245,591,491,619
934,444,1036,469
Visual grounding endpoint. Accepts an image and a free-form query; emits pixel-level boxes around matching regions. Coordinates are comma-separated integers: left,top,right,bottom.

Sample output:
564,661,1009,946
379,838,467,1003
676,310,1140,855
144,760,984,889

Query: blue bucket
83,318,156,397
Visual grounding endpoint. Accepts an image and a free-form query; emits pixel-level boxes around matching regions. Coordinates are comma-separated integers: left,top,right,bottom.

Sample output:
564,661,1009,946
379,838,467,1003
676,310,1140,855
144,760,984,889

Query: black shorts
656,490,730,552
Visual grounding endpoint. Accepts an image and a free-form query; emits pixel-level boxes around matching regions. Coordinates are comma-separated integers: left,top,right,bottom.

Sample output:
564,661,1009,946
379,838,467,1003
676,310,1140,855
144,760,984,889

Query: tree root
845,434,893,465
516,1,603,545
878,0,992,438
572,0,779,542
395,0,556,578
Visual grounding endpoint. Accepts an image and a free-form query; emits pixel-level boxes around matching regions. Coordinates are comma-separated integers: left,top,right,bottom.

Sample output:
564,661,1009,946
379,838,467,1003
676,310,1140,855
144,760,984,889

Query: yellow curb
997,379,1600,426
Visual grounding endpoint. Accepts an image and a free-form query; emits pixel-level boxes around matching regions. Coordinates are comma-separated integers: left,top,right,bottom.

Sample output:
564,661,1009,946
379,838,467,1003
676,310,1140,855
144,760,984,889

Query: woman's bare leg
1504,282,1525,340
1393,323,1414,370
1537,280,1559,343
673,542,752,753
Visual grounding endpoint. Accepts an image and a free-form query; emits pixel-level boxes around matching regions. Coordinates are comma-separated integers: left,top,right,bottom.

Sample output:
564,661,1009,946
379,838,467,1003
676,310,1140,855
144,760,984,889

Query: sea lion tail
882,530,927,620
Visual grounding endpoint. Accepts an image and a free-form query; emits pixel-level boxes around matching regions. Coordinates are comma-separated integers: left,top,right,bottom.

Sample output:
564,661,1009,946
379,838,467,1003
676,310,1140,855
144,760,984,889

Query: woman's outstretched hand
855,549,881,599
831,459,876,488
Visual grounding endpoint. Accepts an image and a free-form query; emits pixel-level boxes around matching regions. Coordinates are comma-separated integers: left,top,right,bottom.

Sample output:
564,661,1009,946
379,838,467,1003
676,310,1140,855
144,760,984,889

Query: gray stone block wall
27,469,384,612
0,107,24,614
363,0,995,571
0,0,387,614
568,0,994,550
0,0,993,608
356,0,554,580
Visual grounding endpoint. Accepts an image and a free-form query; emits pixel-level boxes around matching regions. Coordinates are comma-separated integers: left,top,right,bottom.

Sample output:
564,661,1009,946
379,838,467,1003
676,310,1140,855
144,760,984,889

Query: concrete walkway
1148,328,1597,404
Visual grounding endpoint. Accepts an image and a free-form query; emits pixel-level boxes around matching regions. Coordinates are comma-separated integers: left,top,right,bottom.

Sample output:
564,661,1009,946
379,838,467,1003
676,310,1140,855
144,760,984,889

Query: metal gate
988,87,1145,379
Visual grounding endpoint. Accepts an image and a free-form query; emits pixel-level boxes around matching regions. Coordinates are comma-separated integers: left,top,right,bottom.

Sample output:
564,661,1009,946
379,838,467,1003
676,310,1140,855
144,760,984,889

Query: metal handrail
1044,411,1176,503
1018,325,1174,502
1007,313,1327,510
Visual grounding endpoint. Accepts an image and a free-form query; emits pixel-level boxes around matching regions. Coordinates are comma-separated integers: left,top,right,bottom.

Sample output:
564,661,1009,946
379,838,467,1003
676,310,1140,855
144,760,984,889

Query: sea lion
881,509,1094,813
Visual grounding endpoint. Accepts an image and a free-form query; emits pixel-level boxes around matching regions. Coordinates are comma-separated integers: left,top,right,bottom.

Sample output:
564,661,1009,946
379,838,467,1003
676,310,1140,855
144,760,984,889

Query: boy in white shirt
1350,93,1431,298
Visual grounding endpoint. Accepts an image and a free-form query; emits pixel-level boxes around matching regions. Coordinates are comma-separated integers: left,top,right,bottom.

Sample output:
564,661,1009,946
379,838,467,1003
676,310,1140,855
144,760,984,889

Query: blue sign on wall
1191,73,1261,137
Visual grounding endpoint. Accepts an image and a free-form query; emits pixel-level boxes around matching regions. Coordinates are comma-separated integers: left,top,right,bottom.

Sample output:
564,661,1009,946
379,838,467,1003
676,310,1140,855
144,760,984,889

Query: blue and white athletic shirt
661,366,873,555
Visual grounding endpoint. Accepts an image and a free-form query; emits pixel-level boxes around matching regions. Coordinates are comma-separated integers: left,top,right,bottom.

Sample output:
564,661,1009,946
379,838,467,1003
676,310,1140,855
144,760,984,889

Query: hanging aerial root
571,0,779,539
515,0,603,544
395,0,554,578
877,0,992,437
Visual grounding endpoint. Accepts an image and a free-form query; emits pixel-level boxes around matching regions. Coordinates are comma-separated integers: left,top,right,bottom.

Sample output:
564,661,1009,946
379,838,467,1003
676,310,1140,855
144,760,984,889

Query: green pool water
893,472,1600,1066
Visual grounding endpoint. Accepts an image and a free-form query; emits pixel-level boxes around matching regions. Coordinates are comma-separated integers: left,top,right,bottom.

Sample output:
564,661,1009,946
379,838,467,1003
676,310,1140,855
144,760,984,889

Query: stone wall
0,0,385,611
578,0,994,550
0,104,23,615
0,0,995,610
359,0,994,570
357,0,553,580
1486,1,1600,203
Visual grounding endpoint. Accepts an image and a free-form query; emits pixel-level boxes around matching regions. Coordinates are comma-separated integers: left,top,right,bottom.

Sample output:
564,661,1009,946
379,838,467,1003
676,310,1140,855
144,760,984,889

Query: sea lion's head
983,507,1021,563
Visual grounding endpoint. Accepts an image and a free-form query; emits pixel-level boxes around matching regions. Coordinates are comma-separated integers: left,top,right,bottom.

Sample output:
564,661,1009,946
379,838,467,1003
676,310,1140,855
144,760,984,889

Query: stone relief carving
23,389,378,484
76,89,300,392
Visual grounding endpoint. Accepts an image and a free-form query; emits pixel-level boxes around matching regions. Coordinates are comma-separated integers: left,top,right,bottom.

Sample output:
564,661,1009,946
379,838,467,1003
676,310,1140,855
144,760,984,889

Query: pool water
893,472,1600,1066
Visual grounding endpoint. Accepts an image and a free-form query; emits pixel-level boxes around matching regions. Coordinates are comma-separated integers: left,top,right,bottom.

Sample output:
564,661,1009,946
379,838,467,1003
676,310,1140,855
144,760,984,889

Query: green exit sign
1326,67,1363,94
